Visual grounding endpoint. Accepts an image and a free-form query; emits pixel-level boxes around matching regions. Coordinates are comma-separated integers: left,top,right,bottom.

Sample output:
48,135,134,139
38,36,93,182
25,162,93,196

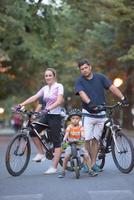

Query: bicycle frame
103,105,122,154
110,125,121,153
17,110,56,159
69,142,82,159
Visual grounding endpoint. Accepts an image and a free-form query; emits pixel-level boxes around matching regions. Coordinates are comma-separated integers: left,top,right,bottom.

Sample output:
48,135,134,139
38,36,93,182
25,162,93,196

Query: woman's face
44,70,55,85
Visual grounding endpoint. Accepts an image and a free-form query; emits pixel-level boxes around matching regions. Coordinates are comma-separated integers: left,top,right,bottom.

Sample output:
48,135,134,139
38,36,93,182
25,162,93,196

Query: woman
17,68,64,174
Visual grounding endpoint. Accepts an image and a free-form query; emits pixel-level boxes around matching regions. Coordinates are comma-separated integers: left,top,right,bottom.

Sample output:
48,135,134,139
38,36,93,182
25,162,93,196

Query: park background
0,0,133,130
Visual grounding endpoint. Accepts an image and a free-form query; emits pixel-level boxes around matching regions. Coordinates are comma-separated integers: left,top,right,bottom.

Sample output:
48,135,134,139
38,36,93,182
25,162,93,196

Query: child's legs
62,155,70,172
62,146,71,172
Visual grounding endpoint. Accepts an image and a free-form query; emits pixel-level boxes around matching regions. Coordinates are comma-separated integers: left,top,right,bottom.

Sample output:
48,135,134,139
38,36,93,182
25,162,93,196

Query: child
58,109,98,178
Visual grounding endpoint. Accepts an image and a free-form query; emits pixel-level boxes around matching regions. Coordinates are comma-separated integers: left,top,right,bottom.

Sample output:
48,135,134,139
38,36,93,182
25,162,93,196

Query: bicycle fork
111,125,121,153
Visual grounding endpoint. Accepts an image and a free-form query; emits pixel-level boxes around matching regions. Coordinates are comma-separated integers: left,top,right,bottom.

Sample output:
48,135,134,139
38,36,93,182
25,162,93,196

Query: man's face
79,64,92,78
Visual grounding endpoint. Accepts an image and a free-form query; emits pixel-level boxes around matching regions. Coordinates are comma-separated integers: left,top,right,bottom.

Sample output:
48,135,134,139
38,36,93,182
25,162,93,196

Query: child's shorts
65,145,88,157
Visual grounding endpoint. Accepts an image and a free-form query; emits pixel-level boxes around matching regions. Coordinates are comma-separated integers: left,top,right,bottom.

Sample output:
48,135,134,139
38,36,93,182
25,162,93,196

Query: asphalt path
0,134,134,200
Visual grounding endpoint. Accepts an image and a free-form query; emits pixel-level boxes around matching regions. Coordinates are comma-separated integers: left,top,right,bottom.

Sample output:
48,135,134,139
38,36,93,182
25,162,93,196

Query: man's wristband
121,96,125,100
86,100,91,104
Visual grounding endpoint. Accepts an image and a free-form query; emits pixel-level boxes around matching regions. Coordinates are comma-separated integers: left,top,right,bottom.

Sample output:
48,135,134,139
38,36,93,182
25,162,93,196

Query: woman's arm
35,103,42,112
20,94,40,107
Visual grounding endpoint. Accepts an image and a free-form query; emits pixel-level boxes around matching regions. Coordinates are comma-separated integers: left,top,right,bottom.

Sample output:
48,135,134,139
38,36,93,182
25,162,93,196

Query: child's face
70,115,81,126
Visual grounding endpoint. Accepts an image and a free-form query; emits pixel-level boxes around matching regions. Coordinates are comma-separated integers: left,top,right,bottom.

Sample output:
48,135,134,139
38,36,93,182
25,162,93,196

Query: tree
0,0,133,129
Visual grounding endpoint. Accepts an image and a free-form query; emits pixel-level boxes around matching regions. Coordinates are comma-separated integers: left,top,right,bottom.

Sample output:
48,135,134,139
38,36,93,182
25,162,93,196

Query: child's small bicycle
61,141,83,179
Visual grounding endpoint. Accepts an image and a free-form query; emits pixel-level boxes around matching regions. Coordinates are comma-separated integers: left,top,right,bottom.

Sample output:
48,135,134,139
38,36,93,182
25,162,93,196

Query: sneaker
58,171,65,178
32,154,46,162
44,167,57,174
92,164,103,172
81,164,89,173
88,169,98,177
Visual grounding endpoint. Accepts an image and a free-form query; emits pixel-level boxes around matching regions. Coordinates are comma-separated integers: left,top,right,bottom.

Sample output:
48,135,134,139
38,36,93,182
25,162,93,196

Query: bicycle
5,108,64,176
95,102,134,174
61,141,83,179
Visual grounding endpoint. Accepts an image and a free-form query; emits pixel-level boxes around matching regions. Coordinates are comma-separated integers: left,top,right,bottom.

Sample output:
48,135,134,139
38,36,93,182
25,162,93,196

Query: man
75,58,128,172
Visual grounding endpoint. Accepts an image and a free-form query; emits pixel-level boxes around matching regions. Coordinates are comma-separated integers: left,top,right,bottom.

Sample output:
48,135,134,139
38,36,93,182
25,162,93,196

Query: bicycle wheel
5,133,31,176
73,158,80,179
111,131,134,173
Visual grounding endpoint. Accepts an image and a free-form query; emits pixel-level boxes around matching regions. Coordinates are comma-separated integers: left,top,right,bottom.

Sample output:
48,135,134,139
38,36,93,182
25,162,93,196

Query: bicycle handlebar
11,107,47,118
100,101,122,111
81,102,123,116
62,139,84,145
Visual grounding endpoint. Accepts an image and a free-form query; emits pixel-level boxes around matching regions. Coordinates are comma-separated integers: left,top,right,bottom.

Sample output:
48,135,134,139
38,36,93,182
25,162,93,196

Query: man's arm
80,127,85,139
109,84,124,100
79,91,100,113
79,91,91,104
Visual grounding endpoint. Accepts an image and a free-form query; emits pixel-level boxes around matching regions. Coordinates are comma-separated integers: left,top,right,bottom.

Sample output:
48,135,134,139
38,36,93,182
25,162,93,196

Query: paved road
0,127,133,137
0,127,15,136
0,134,134,200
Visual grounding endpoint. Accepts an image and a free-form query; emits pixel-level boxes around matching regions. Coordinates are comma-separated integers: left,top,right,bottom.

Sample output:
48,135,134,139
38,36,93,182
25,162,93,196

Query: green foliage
0,0,133,128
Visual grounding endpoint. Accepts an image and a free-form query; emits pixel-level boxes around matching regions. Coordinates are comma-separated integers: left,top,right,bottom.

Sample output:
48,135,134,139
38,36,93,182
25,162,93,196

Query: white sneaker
32,154,46,162
44,167,57,174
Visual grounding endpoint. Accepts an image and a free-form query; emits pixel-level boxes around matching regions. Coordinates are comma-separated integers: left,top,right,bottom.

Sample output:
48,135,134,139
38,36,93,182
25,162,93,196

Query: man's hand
120,97,129,106
83,101,101,114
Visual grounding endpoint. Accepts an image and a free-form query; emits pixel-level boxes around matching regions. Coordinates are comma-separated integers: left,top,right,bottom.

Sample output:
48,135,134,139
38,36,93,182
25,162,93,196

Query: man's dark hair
78,59,90,68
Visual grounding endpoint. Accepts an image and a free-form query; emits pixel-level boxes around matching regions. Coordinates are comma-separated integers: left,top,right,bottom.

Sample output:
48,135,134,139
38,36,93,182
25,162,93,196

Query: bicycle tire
73,158,80,179
111,131,134,173
5,133,31,176
71,144,78,158
96,139,106,169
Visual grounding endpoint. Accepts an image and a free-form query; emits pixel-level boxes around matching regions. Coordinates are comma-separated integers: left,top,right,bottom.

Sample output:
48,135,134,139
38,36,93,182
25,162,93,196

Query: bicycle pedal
98,154,104,159
36,160,41,162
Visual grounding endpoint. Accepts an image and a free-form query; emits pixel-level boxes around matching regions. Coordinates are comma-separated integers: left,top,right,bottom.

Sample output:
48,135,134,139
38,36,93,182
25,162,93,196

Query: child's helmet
68,108,82,118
